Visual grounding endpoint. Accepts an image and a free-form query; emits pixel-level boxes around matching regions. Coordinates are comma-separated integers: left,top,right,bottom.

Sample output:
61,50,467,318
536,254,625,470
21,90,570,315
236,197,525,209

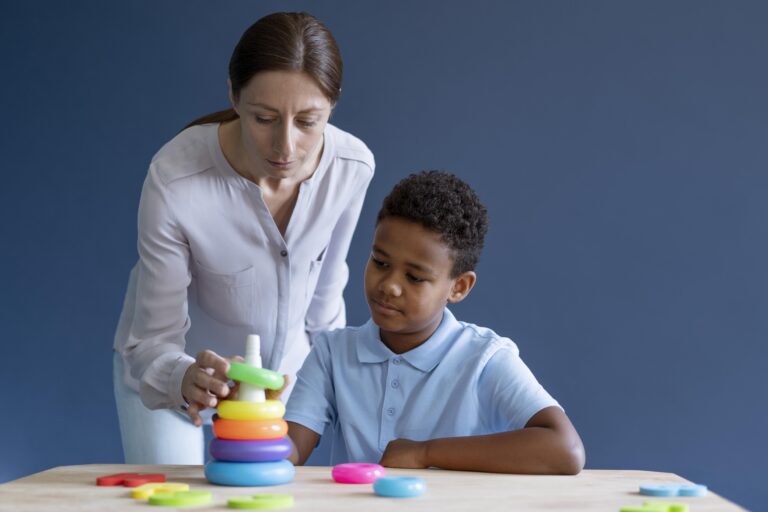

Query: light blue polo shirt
284,308,560,464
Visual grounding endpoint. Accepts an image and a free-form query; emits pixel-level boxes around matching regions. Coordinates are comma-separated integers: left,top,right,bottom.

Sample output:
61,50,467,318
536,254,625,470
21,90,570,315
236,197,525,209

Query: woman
113,12,374,464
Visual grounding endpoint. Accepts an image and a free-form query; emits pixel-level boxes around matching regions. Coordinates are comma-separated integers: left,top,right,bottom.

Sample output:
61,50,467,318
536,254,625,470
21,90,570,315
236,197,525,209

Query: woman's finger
186,402,203,427
197,350,231,381
194,368,230,398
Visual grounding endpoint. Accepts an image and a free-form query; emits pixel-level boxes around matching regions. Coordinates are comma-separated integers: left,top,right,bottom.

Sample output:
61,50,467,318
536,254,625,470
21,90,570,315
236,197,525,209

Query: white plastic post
238,334,266,403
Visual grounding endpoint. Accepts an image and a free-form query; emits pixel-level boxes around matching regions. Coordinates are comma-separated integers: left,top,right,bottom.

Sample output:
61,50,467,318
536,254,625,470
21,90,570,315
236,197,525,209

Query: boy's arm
287,421,321,466
379,406,585,474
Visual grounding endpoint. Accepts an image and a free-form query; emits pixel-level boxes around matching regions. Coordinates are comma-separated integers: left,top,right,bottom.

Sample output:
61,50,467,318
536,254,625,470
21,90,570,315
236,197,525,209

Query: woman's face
230,70,332,181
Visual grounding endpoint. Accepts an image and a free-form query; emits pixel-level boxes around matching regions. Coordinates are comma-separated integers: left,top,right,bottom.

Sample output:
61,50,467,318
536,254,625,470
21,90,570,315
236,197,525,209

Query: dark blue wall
1,2,765,509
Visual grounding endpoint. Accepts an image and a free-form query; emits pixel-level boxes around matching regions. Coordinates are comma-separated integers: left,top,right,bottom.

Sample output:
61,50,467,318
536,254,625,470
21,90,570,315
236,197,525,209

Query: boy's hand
379,439,429,469
181,350,239,426
266,375,290,401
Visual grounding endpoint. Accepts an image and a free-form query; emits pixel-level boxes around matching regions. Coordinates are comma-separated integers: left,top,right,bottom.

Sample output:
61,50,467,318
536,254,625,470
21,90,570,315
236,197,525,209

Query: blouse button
280,250,288,257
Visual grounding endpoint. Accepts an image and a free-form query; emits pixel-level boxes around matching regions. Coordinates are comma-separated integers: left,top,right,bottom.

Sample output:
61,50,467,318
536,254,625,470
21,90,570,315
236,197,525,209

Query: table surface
0,464,746,511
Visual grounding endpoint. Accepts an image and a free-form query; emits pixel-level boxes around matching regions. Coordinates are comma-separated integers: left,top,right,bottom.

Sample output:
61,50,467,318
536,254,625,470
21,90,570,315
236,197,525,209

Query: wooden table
0,464,746,511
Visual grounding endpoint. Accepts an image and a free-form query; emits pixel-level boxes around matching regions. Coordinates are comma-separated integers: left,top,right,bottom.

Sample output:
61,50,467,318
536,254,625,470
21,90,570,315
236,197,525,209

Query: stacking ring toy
373,476,426,498
148,490,212,507
205,460,295,487
331,463,386,484
131,482,189,499
228,362,285,390
210,438,293,462
227,494,295,509
218,399,286,421
213,417,288,440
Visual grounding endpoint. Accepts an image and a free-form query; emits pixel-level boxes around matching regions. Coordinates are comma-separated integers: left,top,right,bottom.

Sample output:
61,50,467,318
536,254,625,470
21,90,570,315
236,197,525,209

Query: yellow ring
217,399,285,421
130,482,189,500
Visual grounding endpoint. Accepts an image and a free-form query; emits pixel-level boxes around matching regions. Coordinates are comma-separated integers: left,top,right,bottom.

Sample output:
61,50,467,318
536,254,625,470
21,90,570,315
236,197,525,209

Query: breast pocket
192,261,255,326
304,247,327,304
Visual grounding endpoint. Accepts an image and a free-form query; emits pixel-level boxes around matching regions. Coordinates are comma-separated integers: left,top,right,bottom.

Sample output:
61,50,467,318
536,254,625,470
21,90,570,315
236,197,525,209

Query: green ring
227,362,285,390
227,494,294,509
149,490,212,507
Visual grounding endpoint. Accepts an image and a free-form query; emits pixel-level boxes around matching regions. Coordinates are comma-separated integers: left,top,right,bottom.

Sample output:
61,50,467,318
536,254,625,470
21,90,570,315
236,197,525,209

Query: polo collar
356,308,461,372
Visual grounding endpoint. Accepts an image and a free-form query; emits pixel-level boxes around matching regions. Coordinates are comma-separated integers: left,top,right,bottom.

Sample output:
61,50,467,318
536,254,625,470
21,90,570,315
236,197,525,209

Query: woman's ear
447,271,477,304
228,79,239,115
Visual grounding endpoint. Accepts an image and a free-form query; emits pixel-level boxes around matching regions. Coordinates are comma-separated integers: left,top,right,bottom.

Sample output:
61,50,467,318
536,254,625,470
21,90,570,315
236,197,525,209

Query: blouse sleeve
119,166,195,410
305,166,374,337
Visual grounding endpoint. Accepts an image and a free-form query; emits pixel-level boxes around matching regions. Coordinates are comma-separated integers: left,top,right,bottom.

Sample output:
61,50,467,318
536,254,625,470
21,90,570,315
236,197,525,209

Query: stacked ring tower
205,335,295,487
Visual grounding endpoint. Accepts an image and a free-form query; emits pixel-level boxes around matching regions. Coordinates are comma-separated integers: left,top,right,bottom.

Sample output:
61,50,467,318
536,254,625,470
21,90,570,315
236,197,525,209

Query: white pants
113,352,212,464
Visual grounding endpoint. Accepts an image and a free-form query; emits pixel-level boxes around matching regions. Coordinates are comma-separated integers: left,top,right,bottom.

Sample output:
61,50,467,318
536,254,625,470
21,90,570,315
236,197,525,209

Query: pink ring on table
331,463,386,484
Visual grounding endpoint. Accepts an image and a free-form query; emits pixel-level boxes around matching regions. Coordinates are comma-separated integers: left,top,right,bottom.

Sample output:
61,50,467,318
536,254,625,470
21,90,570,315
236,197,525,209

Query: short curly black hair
377,171,489,277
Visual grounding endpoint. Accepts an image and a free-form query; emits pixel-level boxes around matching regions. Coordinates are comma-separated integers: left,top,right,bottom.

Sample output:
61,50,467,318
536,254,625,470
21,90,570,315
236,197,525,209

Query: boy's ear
447,271,477,304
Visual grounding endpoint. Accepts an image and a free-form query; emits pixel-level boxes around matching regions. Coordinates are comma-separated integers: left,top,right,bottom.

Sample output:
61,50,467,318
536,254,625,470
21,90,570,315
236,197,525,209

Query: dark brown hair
185,12,343,129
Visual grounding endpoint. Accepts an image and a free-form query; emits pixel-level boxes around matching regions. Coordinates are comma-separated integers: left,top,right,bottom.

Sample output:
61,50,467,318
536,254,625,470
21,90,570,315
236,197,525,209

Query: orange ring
213,417,288,440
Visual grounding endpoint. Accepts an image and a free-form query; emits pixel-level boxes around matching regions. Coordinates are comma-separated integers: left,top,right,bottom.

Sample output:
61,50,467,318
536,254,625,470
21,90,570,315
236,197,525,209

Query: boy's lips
370,298,401,315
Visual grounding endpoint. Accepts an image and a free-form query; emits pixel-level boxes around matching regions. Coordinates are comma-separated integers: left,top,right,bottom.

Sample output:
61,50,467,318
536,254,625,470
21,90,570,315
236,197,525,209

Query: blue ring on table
373,476,426,498
205,460,295,487
209,438,292,463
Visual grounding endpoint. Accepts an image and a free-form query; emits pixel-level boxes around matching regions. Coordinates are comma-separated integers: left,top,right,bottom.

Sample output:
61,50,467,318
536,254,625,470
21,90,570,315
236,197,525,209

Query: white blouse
113,123,375,410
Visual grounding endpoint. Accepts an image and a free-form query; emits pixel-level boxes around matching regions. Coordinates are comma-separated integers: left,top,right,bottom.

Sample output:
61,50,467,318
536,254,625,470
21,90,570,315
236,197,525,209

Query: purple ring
209,437,292,462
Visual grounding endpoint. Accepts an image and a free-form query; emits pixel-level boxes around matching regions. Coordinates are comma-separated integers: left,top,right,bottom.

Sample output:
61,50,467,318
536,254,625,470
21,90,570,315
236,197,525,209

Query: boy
284,171,585,474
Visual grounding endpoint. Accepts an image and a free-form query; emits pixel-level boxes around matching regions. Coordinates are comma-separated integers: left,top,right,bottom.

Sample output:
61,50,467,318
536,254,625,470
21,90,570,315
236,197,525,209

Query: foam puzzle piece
373,476,427,498
96,472,166,487
148,490,212,507
130,482,190,499
639,483,707,497
227,493,295,509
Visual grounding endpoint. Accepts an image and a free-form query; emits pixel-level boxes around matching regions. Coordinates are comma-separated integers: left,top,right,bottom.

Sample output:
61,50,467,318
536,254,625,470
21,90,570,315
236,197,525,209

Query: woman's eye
255,116,275,124
297,119,317,128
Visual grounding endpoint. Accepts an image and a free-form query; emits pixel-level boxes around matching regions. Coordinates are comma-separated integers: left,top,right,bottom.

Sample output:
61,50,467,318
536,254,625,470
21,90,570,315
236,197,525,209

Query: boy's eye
371,256,388,269
406,273,425,283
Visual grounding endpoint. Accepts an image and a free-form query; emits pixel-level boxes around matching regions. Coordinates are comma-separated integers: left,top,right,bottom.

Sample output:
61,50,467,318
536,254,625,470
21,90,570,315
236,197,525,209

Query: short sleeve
284,332,337,435
477,347,561,432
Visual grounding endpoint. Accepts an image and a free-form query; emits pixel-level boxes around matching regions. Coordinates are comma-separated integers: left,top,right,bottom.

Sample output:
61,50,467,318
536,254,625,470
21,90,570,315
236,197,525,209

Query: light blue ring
373,476,426,498
205,460,295,487
639,484,680,497
678,484,707,497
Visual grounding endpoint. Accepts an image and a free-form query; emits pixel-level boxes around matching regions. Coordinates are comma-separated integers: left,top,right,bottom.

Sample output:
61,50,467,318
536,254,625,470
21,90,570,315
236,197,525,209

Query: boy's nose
380,278,402,297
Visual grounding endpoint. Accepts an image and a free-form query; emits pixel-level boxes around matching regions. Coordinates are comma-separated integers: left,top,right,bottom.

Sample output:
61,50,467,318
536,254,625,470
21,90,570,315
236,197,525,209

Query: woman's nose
273,122,296,159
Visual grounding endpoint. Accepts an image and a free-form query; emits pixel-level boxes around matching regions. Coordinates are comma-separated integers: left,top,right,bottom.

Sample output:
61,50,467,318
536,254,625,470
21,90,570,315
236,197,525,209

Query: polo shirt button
386,407,395,416
392,358,401,365
391,380,399,389
280,250,288,257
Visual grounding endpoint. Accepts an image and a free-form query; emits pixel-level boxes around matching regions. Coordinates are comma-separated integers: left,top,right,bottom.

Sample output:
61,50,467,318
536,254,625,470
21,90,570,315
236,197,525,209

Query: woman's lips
267,159,296,170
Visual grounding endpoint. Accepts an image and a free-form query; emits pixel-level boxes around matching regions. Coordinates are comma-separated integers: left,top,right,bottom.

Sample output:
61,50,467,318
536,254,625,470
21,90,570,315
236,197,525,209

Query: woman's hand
181,350,234,426
379,439,429,469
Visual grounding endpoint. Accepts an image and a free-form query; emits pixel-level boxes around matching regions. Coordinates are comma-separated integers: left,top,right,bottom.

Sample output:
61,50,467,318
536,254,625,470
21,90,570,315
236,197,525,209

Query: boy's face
364,217,475,353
